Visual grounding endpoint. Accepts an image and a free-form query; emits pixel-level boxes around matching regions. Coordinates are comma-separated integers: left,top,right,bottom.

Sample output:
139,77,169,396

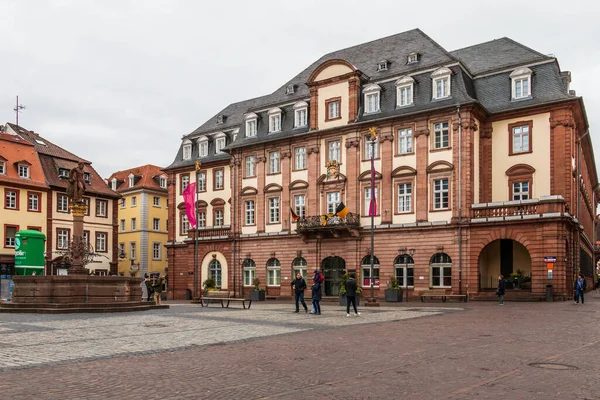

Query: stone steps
0,302,169,314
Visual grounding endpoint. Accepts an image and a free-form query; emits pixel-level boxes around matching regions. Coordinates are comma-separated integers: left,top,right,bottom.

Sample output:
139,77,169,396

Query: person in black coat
291,273,308,313
574,273,587,304
496,275,506,306
311,280,322,315
345,274,360,316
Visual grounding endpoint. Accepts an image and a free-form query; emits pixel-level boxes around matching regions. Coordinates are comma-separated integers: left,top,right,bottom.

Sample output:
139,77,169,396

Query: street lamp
368,127,377,303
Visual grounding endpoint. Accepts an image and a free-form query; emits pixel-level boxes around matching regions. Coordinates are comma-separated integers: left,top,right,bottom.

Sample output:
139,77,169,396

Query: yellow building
108,165,168,277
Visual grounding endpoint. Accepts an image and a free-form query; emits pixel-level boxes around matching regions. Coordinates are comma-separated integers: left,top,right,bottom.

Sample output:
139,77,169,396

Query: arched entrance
201,251,228,290
321,256,345,296
479,240,531,290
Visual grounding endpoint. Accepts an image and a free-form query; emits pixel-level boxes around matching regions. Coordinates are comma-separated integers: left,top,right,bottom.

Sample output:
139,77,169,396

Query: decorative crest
195,160,202,171
326,160,340,179
368,126,378,141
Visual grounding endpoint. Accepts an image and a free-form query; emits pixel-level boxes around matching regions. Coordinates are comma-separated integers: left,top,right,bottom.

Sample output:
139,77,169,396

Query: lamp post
194,161,201,299
405,248,415,302
367,128,377,303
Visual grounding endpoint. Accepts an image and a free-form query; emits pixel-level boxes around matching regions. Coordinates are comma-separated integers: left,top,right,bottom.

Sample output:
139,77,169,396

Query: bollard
545,284,553,302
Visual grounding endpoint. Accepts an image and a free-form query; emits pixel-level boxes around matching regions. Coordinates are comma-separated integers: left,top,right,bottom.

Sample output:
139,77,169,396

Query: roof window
377,60,388,72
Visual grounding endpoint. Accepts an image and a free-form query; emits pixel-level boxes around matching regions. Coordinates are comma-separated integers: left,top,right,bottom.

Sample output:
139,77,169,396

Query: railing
297,212,361,230
471,197,566,221
187,226,232,239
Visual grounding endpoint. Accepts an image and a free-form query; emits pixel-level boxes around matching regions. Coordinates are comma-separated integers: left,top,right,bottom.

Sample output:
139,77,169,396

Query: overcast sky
1,0,599,179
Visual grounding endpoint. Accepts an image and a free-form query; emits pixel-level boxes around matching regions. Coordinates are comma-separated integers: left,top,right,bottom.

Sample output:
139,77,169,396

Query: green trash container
14,230,46,276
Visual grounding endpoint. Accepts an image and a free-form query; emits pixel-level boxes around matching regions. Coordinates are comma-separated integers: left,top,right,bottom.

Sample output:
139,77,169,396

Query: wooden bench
192,291,252,309
420,290,468,303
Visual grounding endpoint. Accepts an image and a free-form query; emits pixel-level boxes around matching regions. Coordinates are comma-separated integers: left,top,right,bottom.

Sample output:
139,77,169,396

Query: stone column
69,202,89,275
414,119,429,222
479,123,493,203
281,148,292,231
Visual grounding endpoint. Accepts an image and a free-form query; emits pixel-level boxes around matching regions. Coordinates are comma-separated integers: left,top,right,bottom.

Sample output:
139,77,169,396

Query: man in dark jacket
345,274,360,316
497,275,506,306
311,281,322,315
574,273,587,304
291,273,308,313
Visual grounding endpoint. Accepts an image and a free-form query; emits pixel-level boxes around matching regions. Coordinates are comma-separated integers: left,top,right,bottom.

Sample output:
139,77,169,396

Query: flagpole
194,161,201,299
369,128,376,303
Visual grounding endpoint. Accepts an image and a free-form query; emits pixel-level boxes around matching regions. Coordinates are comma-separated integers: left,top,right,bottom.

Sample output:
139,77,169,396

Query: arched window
361,255,380,287
394,255,415,287
242,258,256,287
209,259,222,288
430,253,452,288
267,258,281,286
293,257,307,279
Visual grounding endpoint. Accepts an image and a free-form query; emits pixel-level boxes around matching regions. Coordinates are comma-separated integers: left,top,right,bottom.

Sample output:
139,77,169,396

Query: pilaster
415,119,429,222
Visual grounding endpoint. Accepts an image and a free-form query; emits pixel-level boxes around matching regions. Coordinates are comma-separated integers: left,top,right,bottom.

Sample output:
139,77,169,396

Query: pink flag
182,183,197,228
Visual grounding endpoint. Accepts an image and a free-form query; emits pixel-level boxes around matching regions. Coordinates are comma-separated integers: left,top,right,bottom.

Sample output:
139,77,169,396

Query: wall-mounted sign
544,256,557,263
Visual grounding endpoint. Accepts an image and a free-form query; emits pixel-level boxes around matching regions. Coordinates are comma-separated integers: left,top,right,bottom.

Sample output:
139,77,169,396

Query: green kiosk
14,230,46,276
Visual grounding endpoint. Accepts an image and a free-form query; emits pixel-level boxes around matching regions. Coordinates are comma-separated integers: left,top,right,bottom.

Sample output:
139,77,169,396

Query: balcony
296,212,362,239
187,226,232,241
470,196,567,223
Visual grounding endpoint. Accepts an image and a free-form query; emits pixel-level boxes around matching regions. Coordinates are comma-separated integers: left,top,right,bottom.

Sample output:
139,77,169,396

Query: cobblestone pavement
0,296,599,400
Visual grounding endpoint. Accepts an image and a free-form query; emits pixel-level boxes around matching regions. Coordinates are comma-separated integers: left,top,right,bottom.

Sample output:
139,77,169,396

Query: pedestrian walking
309,269,325,314
144,273,154,302
496,274,506,305
574,273,587,304
291,273,308,313
345,274,360,317
152,274,164,305
311,280,322,315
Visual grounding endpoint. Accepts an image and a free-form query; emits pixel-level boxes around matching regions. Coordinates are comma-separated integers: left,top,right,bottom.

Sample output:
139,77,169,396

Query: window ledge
396,103,415,109
511,96,533,102
395,152,415,157
431,96,452,102
430,147,452,153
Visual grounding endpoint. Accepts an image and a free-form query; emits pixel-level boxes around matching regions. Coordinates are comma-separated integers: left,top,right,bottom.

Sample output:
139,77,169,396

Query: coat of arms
326,160,340,179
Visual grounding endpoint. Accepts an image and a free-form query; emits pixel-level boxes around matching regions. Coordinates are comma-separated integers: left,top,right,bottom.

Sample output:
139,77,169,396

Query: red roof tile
0,133,48,189
107,164,167,193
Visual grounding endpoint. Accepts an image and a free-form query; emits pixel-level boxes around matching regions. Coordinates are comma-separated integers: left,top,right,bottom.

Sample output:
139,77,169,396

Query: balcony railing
297,212,361,231
187,226,232,239
471,196,566,222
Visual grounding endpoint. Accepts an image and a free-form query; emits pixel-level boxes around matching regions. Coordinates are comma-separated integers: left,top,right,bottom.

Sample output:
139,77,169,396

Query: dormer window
395,76,415,107
245,113,258,138
159,176,167,189
58,168,69,178
0,160,6,174
18,164,29,179
407,52,419,64
377,60,388,72
215,134,226,154
197,137,209,157
510,67,532,100
293,101,308,128
128,174,135,187
431,67,452,100
182,140,192,160
268,108,282,133
286,84,295,95
84,172,91,184
216,114,225,124
111,178,117,191
363,84,381,114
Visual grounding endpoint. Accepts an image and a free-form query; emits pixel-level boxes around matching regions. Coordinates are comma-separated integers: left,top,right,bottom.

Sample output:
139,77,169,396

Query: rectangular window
5,190,18,209
83,231,90,246
0,161,5,174
27,192,39,212
397,85,413,106
246,120,257,137
245,200,255,225
153,196,160,207
215,137,226,154
268,268,281,286
432,265,452,288
395,266,415,287
57,229,69,250
198,212,206,228
364,187,378,215
328,140,341,163
433,122,449,149
269,114,281,133
57,194,69,212
398,183,412,213
197,172,206,192
269,197,280,223
131,197,137,207
96,199,107,217
83,197,90,216
182,144,191,160
365,92,380,114
118,242,125,257
327,192,340,215
294,147,306,170
120,219,125,232
130,242,137,260
153,218,160,230
181,214,189,235
364,135,378,159
243,268,255,286
269,152,280,174
198,141,208,157
513,77,530,99
362,266,380,287
96,232,107,252
214,169,224,189
433,178,449,210
214,210,224,227
181,175,190,193
512,182,530,201
5,225,18,247
131,218,137,231
245,156,255,177
119,198,126,208
152,243,161,260
18,165,29,178
512,125,530,153
294,195,305,218
326,99,340,120
294,108,307,127
434,77,450,99
160,177,167,188
398,128,413,154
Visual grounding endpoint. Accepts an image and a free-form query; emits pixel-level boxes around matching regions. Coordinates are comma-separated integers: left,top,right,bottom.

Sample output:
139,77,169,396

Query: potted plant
338,273,361,306
250,277,266,301
384,278,403,302
203,278,216,293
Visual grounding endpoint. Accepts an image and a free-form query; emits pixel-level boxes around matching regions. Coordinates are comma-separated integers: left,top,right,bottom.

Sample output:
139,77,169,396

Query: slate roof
107,164,168,193
166,29,575,170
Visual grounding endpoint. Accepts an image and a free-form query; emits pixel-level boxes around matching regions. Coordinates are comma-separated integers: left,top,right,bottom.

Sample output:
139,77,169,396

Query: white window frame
214,210,224,227
181,214,189,235
182,141,192,160
512,181,530,201
512,125,530,153
394,258,415,287
364,135,379,159
363,84,381,114
5,226,17,247
295,147,306,170
18,164,29,179
131,196,137,207
5,190,17,209
326,192,340,215
119,198,126,208
96,232,107,252
431,67,452,100
215,135,226,154
268,197,280,223
328,140,341,163
197,172,206,191
433,122,449,149
58,194,69,212
131,218,137,231
181,175,189,192
510,68,532,100
395,76,414,107
268,108,282,133
398,128,413,154
245,200,255,225
327,100,340,120
293,102,308,128
159,176,167,188
433,178,449,210
243,260,256,286
153,218,160,231
293,257,308,280
245,113,258,138
198,138,209,157
153,196,160,207
96,200,107,217
209,259,222,287
267,259,281,286
245,156,255,177
120,219,125,232
111,178,117,190
431,258,452,288
269,151,280,174
28,193,39,211
215,170,224,189
57,229,69,250
364,187,378,215
152,242,162,260
398,183,412,213
198,211,206,228
0,161,5,174
362,260,380,288
130,242,137,260
294,194,305,219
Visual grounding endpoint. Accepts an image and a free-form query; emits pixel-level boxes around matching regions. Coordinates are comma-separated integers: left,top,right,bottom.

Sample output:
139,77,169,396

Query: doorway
321,256,346,296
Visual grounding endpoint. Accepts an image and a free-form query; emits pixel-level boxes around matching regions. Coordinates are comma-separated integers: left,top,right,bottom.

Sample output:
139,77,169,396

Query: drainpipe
457,105,463,295
576,130,589,278
225,148,238,297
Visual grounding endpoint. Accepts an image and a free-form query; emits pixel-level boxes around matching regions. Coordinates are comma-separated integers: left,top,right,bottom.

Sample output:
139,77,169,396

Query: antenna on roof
14,95,26,126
